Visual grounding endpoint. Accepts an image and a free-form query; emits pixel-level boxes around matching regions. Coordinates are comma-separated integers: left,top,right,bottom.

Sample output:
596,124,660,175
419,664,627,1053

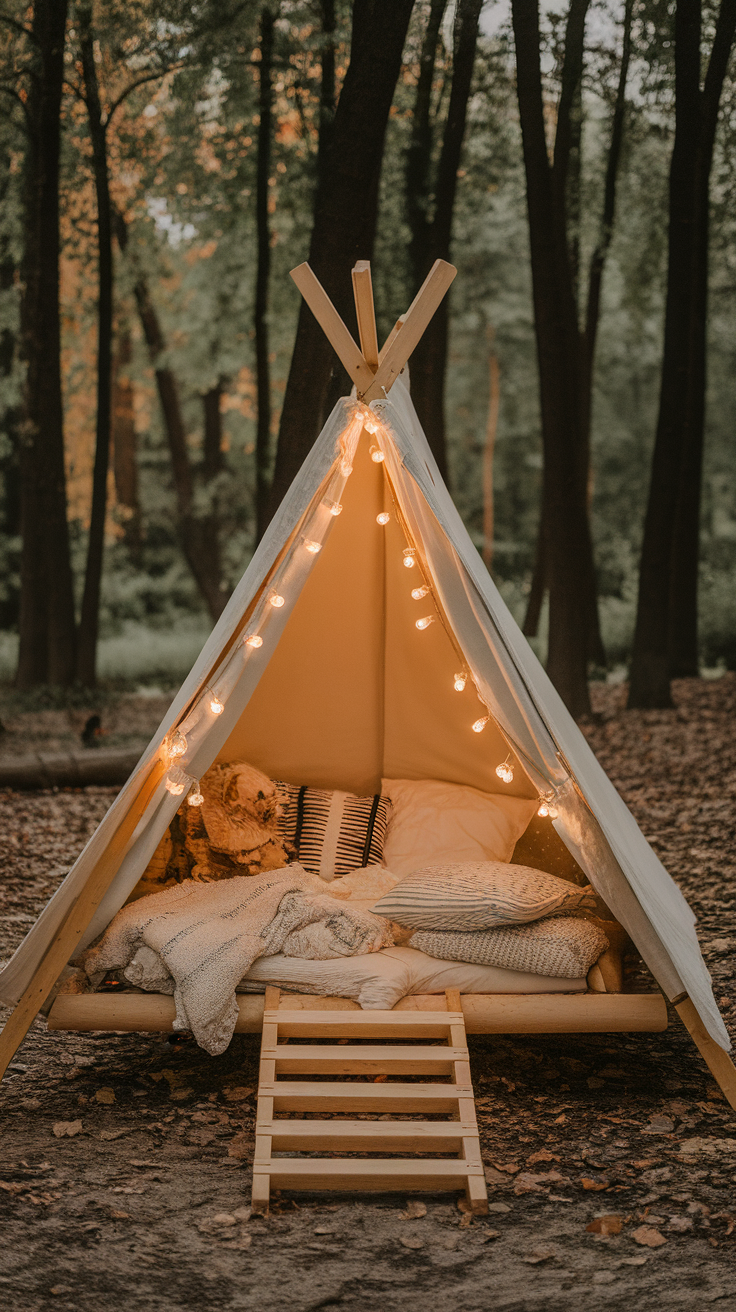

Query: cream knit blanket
81,866,392,1054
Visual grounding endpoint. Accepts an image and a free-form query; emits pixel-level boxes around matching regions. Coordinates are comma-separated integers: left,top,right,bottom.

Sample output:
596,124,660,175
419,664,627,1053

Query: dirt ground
1,676,735,1312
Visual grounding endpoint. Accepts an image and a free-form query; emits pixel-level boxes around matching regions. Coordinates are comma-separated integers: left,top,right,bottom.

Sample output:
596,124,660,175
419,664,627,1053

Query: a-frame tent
0,259,734,1112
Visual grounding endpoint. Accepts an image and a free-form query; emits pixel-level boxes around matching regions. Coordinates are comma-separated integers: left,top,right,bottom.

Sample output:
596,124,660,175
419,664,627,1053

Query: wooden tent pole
675,997,736,1111
363,260,456,402
0,758,167,1084
351,261,379,370
289,263,375,395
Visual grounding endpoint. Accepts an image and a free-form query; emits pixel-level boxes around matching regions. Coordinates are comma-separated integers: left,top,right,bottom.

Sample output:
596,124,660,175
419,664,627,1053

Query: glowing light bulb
303,539,322,554
165,771,186,797
341,459,353,477
377,512,390,525
403,549,416,569
364,417,379,434
454,672,467,692
370,446,385,463
269,592,285,608
209,693,224,716
537,802,549,817
472,716,490,733
324,499,342,516
496,760,514,784
169,730,187,758
244,633,263,648
415,615,435,630
547,804,558,819
187,786,204,806
412,585,429,600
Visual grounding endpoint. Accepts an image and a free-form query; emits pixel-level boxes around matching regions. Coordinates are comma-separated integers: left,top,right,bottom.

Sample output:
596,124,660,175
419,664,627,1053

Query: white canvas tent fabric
0,381,728,1053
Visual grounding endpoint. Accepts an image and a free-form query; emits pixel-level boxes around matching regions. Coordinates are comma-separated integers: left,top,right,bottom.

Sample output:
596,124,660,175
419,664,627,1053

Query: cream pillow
411,918,609,979
381,778,538,876
372,861,597,931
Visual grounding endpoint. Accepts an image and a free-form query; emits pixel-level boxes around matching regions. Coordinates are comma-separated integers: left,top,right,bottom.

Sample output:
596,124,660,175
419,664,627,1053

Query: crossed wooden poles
291,256,456,401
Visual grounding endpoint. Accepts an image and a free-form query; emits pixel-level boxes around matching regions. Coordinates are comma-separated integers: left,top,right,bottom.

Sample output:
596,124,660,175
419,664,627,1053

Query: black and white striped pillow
275,784,392,881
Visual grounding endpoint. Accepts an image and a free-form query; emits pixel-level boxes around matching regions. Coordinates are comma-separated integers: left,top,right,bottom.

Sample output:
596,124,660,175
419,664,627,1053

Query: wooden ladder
252,986,488,1215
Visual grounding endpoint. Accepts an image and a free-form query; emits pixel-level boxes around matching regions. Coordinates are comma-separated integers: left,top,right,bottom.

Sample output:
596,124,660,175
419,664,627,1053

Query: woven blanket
81,866,392,1054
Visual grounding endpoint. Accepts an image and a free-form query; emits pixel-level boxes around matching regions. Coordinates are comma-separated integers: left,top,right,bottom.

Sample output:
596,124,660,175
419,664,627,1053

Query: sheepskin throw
132,761,294,900
82,865,392,1054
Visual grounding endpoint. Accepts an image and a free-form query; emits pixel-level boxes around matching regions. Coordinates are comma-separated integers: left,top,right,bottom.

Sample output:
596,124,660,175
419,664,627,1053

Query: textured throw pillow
411,917,609,979
276,784,392,882
131,761,293,900
381,778,538,876
372,861,597,931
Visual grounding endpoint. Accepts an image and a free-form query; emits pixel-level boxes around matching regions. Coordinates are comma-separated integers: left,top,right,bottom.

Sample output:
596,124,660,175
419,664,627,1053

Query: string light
169,730,187,758
209,693,224,716
472,716,490,733
370,446,385,463
324,499,342,516
187,783,204,806
364,416,380,435
269,592,285,608
415,615,435,630
496,757,514,784
303,539,322,554
244,633,263,648
538,800,558,819
165,769,187,796
377,512,390,525
454,672,467,692
411,585,429,600
403,549,416,569
340,458,353,477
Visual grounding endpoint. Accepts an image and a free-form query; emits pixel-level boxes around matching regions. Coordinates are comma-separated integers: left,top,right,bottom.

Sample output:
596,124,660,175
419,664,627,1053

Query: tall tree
405,0,483,479
75,0,114,686
522,0,633,668
628,0,736,708
267,0,416,515
254,3,275,542
13,0,77,688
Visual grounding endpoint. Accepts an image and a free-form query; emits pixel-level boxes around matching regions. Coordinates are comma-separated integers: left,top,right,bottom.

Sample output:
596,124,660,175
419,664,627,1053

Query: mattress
238,944,587,1010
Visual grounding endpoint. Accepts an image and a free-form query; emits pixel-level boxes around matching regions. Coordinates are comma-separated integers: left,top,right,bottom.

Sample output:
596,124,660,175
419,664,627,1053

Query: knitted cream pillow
372,861,596,931
411,917,609,979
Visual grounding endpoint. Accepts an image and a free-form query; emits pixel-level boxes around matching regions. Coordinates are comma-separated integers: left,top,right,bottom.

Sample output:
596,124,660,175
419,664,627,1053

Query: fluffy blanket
81,865,393,1054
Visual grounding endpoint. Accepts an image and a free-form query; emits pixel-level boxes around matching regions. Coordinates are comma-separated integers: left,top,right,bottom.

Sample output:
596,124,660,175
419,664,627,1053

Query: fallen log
0,747,141,790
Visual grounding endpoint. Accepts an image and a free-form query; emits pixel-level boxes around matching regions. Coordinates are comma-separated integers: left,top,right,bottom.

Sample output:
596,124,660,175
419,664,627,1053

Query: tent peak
289,258,456,403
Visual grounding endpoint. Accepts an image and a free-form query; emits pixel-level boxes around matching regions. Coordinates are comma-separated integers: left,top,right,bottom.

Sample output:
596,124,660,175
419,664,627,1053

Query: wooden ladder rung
262,1081,471,1113
261,1157,485,1193
264,1119,475,1152
264,1043,466,1075
252,987,488,1216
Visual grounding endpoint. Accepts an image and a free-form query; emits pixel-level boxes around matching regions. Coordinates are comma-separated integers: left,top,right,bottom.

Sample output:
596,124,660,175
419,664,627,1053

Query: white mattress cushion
238,945,587,1010
381,778,538,875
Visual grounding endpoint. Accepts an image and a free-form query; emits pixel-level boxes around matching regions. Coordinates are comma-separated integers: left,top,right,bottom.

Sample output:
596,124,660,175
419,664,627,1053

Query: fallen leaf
99,1129,129,1141
212,1213,236,1226
632,1159,658,1169
223,1087,255,1103
631,1226,667,1248
527,1150,559,1166
522,1247,556,1264
484,1166,510,1185
459,1212,474,1229
373,1075,388,1083
619,1256,648,1266
399,1234,424,1250
667,1216,693,1232
227,1132,252,1160
586,1214,623,1236
314,1225,335,1235
491,1162,520,1175
94,1088,115,1105
642,1115,674,1135
581,1177,610,1192
477,1230,500,1243
487,1203,511,1214
437,1234,459,1250
52,1120,83,1138
109,1210,130,1220
401,1201,427,1220
232,1207,251,1222
170,1087,193,1101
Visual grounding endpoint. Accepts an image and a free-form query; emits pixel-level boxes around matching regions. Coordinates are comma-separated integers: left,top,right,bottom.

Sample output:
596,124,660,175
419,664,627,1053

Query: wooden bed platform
47,987,668,1035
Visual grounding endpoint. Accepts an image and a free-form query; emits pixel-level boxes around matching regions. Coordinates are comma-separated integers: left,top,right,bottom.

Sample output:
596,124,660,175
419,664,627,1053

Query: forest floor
0,675,735,1312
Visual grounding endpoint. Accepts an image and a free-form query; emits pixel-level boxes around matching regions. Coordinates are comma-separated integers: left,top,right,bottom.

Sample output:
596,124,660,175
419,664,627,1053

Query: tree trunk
254,4,274,543
482,326,500,571
267,0,416,517
114,209,229,622
406,0,482,479
111,326,142,564
512,0,595,717
76,4,114,687
0,150,21,631
316,0,336,184
667,0,736,678
628,0,736,707
16,0,76,689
